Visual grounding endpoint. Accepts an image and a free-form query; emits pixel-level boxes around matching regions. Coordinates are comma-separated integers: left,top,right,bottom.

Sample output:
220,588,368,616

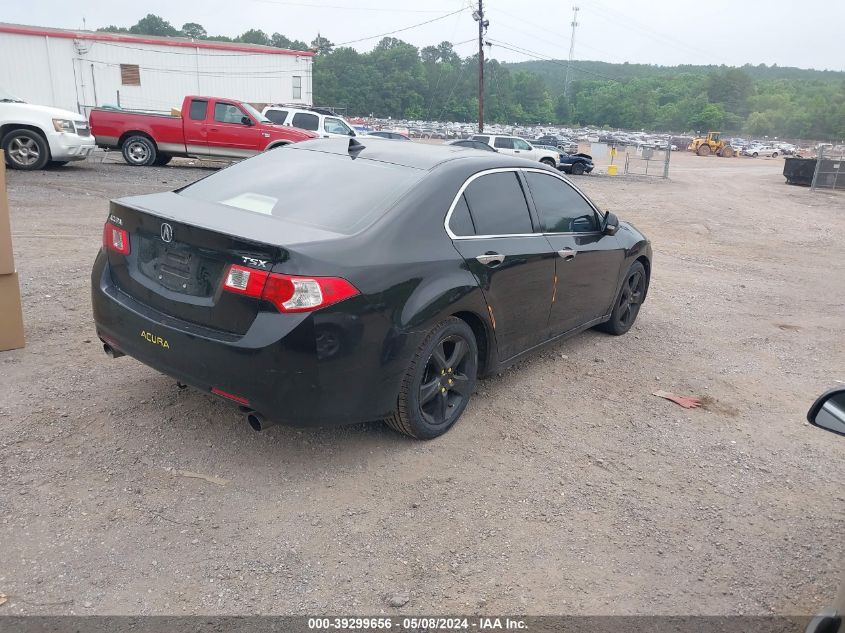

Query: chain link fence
624,145,671,178
811,145,845,191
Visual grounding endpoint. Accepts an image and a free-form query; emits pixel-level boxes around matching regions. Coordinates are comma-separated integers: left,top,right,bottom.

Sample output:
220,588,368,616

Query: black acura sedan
92,138,651,439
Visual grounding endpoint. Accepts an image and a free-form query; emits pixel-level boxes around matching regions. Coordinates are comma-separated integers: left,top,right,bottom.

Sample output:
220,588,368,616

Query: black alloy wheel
597,261,648,335
386,317,478,439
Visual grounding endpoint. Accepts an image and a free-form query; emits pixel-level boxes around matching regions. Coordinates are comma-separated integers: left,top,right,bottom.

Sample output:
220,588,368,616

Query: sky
4,0,845,71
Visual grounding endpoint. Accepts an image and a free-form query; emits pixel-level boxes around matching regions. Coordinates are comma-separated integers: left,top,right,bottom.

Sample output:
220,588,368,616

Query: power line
250,0,457,11
334,7,468,46
487,38,618,82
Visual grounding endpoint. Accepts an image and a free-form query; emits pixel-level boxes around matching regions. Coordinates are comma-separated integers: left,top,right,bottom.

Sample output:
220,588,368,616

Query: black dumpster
783,157,816,186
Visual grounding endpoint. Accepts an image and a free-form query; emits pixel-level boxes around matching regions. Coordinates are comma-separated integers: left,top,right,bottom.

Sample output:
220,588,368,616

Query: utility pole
473,1,489,132
563,5,579,98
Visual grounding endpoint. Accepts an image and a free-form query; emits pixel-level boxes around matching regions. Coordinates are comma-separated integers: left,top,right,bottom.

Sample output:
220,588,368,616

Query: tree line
99,15,845,140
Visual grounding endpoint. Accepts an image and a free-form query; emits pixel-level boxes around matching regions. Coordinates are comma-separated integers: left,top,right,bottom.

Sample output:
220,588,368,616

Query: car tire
121,135,157,166
153,153,172,166
385,317,478,440
597,261,648,336
752,152,758,158
2,129,50,170
571,162,585,176
772,152,778,158
540,157,556,168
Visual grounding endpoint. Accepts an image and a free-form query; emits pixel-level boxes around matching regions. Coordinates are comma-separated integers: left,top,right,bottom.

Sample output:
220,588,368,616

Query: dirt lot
1,150,843,616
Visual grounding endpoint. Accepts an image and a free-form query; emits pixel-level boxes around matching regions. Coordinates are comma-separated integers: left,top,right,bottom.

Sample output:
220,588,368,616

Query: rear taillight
222,264,359,313
103,222,130,255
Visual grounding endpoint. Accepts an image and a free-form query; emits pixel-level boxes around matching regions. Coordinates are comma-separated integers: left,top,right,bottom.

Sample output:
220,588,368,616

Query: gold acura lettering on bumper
140,330,170,349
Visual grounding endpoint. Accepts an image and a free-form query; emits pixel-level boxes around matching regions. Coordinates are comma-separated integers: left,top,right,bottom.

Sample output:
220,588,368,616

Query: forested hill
94,13,845,139
508,59,845,94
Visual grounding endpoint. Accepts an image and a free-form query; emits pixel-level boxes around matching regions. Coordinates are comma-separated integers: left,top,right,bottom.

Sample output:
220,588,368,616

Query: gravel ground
0,150,843,616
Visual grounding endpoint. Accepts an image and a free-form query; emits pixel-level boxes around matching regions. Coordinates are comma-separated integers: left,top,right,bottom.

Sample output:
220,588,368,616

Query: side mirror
807,388,845,436
603,211,619,235
241,116,253,126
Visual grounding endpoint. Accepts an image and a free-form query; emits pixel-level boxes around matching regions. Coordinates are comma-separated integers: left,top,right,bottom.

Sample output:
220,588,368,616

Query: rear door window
264,109,288,124
188,99,208,121
463,172,533,236
524,171,599,233
291,112,319,131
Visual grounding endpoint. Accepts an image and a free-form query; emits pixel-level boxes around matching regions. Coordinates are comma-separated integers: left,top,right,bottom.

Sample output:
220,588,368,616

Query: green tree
237,29,271,46
181,22,207,39
128,14,179,37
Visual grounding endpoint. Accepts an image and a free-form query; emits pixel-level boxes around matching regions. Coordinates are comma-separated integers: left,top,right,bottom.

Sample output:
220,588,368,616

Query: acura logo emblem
160,223,173,243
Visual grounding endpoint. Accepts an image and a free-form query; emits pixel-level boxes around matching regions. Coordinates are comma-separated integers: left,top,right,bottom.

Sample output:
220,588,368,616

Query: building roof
0,22,314,57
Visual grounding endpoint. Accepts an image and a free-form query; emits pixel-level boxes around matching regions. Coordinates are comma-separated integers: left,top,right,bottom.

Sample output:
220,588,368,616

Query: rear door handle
476,253,505,266
558,249,577,261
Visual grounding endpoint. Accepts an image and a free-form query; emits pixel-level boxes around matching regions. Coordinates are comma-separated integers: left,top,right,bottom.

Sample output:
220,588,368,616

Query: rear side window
525,172,599,233
472,135,490,145
291,112,319,131
188,99,207,121
448,195,475,236
494,137,514,149
178,149,425,235
265,109,288,124
463,172,533,236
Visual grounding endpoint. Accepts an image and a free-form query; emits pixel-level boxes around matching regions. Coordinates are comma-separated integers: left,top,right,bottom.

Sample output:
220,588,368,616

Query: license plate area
137,235,223,297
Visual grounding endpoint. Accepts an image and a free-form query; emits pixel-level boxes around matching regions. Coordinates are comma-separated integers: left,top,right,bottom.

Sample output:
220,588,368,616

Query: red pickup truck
89,95,316,166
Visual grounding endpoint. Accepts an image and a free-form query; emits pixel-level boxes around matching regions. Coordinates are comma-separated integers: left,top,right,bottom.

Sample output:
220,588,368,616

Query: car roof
288,137,526,170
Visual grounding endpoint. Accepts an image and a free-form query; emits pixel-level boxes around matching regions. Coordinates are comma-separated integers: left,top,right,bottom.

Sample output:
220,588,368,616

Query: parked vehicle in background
744,145,779,157
471,135,558,167
92,138,650,439
262,105,358,139
1,87,95,170
448,139,498,152
90,96,316,166
367,131,410,140
558,153,595,175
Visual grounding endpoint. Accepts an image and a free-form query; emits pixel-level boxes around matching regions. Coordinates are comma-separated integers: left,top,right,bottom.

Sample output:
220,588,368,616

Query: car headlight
52,118,75,133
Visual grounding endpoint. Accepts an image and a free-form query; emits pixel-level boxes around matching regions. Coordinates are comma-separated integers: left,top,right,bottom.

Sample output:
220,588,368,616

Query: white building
0,23,314,115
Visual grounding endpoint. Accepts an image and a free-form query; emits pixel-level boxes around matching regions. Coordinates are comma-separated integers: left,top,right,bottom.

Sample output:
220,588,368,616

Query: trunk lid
106,199,286,335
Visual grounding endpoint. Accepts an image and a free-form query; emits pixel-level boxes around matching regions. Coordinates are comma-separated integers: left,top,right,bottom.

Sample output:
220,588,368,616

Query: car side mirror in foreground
603,212,619,235
807,387,845,436
241,116,253,126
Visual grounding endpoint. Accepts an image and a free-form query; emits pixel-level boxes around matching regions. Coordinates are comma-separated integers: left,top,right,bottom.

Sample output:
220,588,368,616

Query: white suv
471,134,558,167
261,105,358,138
1,88,95,170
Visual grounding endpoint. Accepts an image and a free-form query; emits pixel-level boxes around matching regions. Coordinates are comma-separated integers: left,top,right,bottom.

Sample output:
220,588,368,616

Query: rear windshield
178,146,424,235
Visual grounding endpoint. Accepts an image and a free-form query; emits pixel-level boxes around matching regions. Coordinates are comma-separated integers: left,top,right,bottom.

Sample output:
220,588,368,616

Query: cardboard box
0,152,15,275
0,272,25,351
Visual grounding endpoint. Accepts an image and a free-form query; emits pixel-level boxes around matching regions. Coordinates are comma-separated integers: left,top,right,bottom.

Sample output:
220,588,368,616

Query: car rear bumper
91,252,414,427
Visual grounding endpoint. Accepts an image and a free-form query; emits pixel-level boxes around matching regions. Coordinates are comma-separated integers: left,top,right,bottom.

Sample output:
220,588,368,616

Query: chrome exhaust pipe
103,342,125,359
246,411,277,432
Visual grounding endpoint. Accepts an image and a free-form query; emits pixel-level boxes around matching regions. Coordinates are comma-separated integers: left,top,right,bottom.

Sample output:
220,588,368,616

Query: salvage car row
1,90,593,174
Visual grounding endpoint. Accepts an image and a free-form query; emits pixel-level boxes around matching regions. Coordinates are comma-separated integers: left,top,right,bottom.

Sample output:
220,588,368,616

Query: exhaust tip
246,411,277,432
247,412,264,432
103,342,124,359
